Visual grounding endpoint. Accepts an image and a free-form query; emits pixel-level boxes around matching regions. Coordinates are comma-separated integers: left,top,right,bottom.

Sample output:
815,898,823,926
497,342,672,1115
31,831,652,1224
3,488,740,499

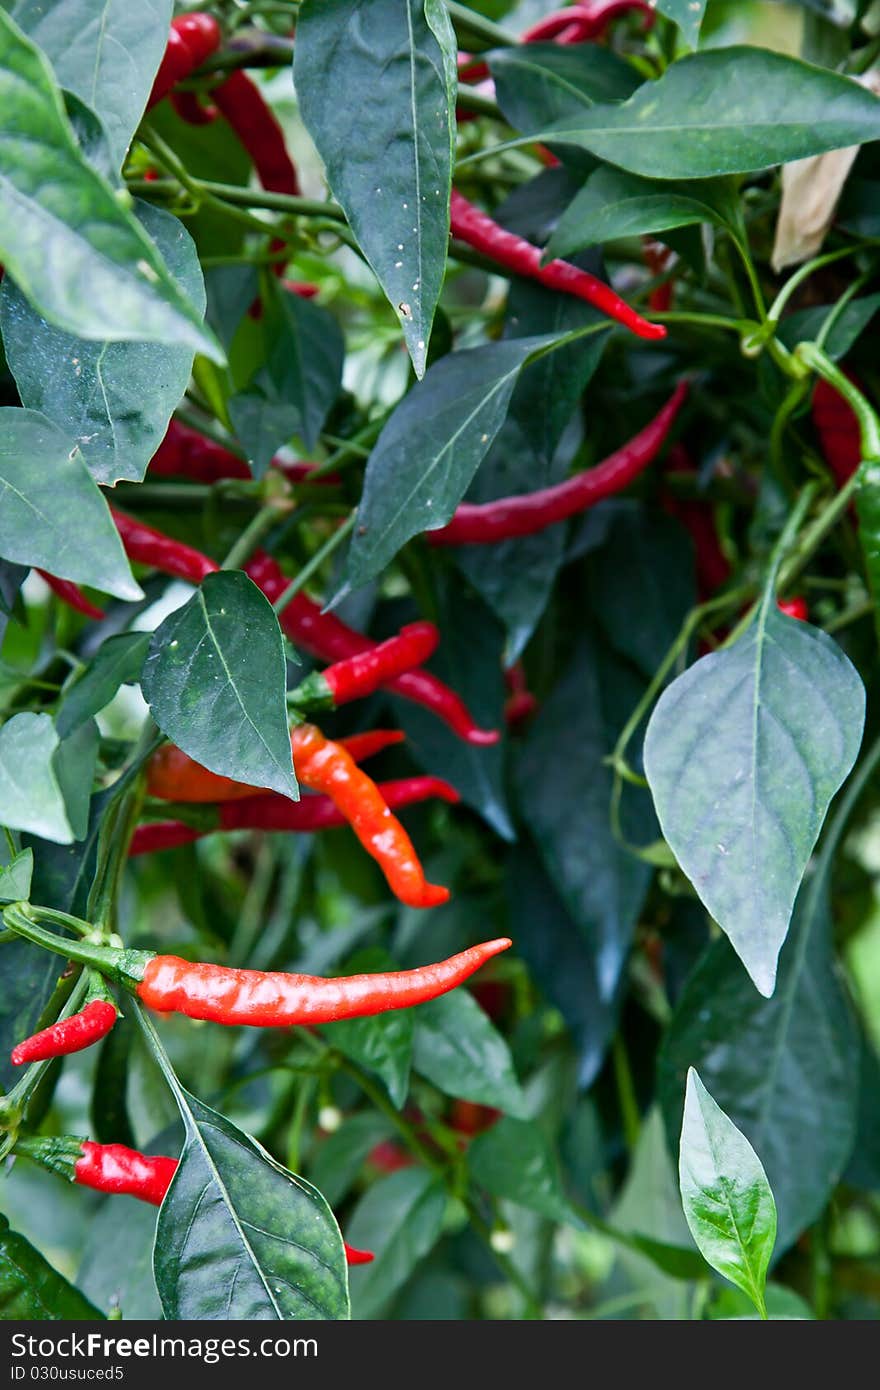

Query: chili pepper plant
1,0,880,1325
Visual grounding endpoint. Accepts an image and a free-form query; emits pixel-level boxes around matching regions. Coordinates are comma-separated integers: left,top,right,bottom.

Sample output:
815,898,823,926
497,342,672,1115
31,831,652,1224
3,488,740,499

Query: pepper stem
795,342,880,462
2,907,149,988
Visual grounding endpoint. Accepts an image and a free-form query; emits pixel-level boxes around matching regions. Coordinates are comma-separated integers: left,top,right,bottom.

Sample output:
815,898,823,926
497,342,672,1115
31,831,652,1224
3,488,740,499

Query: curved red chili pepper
11,1000,117,1066
75,1142,178,1205
522,1,654,43
212,71,300,197
149,419,326,485
38,573,106,621
170,89,219,125
642,237,674,314
147,13,222,111
429,380,688,545
661,444,731,600
336,729,406,763
129,821,203,856
503,662,539,729
111,508,218,585
343,1243,374,1266
449,191,665,341
777,596,809,622
291,622,440,708
136,938,512,1025
812,376,862,488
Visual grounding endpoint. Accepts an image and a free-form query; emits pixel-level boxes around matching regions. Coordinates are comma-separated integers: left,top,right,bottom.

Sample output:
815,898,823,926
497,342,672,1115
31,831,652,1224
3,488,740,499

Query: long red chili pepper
661,444,731,600
147,14,222,110
11,1000,117,1066
111,509,218,585
642,237,674,314
290,723,449,908
778,596,809,622
38,573,105,621
289,622,439,708
335,729,406,763
170,89,219,126
449,191,665,341
149,419,322,485
429,380,688,545
211,71,300,196
245,552,499,746
812,376,862,487
131,775,459,855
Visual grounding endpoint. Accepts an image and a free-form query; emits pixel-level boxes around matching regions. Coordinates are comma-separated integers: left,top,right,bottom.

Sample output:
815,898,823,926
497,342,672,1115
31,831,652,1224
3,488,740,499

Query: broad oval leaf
154,1088,348,1320
468,1116,584,1226
644,602,865,996
343,335,554,592
0,409,141,599
142,571,298,800
0,9,220,358
527,48,880,180
345,1168,446,1319
0,1217,103,1319
0,712,73,842
679,1068,777,1318
8,0,173,170
295,0,455,378
0,847,33,903
412,989,527,1116
2,202,206,485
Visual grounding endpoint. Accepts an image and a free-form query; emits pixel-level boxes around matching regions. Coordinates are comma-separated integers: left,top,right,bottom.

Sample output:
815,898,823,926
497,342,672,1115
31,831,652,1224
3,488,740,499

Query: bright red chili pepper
149,419,327,485
129,821,203,856
449,191,665,341
429,380,688,546
343,1243,374,1266
290,622,439,708
522,1,654,43
777,596,809,622
111,509,218,585
368,1139,414,1174
503,663,539,729
38,573,105,621
11,1000,117,1067
147,14,222,110
170,89,219,125
245,552,499,746
642,237,674,314
812,376,862,488
336,729,406,763
211,71,300,196
449,1100,501,1138
135,938,512,1025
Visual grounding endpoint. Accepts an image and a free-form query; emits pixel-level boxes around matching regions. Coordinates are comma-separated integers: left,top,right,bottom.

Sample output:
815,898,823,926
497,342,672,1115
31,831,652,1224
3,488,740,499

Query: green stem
445,1,517,48
197,180,346,223
0,971,91,1158
730,235,767,323
722,481,820,648
270,514,356,614
222,504,290,570
796,342,880,459
1,908,147,987
768,245,869,325
612,1033,641,1154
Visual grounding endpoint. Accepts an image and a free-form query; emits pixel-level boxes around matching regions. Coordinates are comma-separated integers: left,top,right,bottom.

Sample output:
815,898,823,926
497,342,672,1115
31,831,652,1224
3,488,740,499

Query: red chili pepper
642,237,674,314
449,1100,501,1138
503,663,539,729
212,71,300,196
135,938,512,1025
283,280,320,300
290,723,450,908
245,552,499,746
149,419,326,485
368,1139,414,1173
147,14,222,111
11,1000,117,1067
522,1,654,42
661,444,731,600
111,508,218,585
290,622,439,708
777,596,809,622
38,573,106,621
336,729,406,763
812,376,862,488
449,190,665,341
343,1243,374,1266
429,381,688,545
129,821,203,856
170,89,219,125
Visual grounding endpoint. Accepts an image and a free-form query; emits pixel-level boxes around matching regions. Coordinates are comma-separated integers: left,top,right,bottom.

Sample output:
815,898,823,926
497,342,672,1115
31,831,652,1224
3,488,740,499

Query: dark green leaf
0,1216,103,1319
679,1068,777,1317
412,989,526,1115
777,293,880,361
0,556,26,617
62,90,115,181
22,785,110,919
654,0,707,47
2,202,206,485
90,1008,135,1148
524,48,880,179
77,1196,160,1320
490,42,641,131
142,571,298,800
0,847,32,901
308,1111,395,1209
0,712,74,841
0,409,141,599
228,393,301,481
644,601,865,995
344,335,553,591
261,287,345,455
295,0,455,378
56,631,150,739
468,1117,583,1225
7,0,173,170
0,10,221,357
322,1008,413,1110
154,1086,349,1320
0,937,59,1091
52,717,98,841
346,1168,446,1319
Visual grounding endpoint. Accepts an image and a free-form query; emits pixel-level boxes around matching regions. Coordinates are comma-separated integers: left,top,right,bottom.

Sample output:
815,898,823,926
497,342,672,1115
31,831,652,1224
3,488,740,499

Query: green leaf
345,1168,446,1319
0,936,58,1091
0,409,142,599
52,718,99,841
77,1196,161,1320
412,989,526,1115
654,0,707,48
141,571,298,800
344,335,554,592
1,202,206,485
520,48,880,179
295,0,455,378
307,1111,395,1209
644,600,865,995
490,42,641,131
228,394,301,481
679,1068,777,1318
468,1117,584,1226
0,847,32,902
0,1216,103,1319
7,0,174,170
55,631,150,739
777,293,880,361
658,872,859,1254
154,1086,349,1320
546,167,735,262
0,9,221,358
321,956,414,1108
0,556,26,617
0,712,73,842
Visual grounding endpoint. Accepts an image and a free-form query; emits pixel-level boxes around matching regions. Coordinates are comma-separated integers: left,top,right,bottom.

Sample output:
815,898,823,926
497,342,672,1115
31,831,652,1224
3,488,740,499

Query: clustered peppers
11,1000,117,1067
150,419,326,485
458,0,653,81
147,14,222,110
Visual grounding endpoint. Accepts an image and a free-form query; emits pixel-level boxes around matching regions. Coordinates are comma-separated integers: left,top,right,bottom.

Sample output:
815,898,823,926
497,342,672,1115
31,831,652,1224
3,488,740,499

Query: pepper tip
465,727,501,747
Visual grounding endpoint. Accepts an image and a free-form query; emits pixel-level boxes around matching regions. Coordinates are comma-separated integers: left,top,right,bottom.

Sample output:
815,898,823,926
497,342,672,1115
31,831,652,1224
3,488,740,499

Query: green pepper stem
2,907,149,988
796,342,880,461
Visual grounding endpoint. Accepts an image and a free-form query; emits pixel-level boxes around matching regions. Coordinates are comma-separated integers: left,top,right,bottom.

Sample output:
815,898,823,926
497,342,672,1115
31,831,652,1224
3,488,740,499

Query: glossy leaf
777,293,880,361
344,335,554,592
654,0,707,47
644,600,865,995
55,631,150,739
7,0,173,170
0,712,73,842
142,570,298,800
524,48,880,179
154,1087,349,1320
0,847,33,902
322,982,413,1110
0,1217,103,1319
52,718,99,841
490,42,641,131
77,1196,161,1320
546,168,735,262
412,989,527,1116
0,10,220,357
468,1117,584,1226
308,1112,396,1209
0,410,142,599
679,1068,777,1317
295,0,455,378
2,202,206,485
345,1168,446,1319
